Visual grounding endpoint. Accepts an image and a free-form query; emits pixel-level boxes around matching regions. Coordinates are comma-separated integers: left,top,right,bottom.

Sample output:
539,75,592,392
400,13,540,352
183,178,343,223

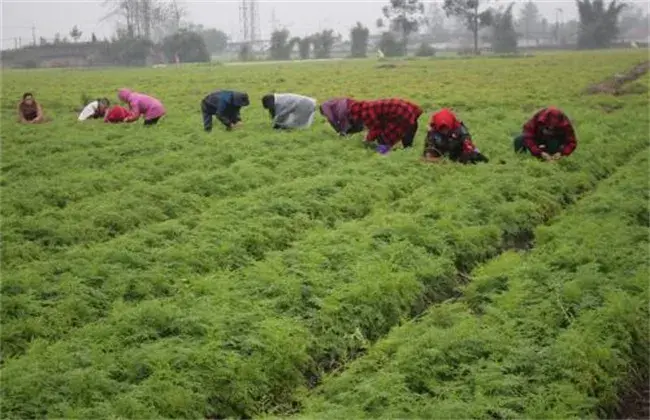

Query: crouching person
261,93,317,130
422,108,488,164
514,107,577,161
348,98,423,154
201,90,250,132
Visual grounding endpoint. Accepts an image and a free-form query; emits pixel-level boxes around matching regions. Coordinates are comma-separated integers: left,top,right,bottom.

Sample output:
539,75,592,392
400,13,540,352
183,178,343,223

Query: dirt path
583,60,650,95
615,371,649,420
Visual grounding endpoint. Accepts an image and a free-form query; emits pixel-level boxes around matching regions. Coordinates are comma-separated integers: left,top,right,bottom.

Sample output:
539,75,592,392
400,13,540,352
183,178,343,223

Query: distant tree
298,37,312,59
491,3,518,53
63,37,70,43
518,1,540,41
378,31,404,56
54,32,62,44
350,22,370,57
376,18,385,28
617,4,649,40
70,25,83,42
91,32,98,43
269,29,297,60
102,0,186,41
162,29,210,62
379,0,425,48
39,37,48,46
312,29,335,59
201,28,229,55
415,42,436,56
444,0,493,54
576,0,626,49
106,37,155,66
425,3,452,42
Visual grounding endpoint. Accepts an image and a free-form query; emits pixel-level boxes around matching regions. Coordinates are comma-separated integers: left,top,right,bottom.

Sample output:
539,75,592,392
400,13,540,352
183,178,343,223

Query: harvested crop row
297,150,649,419
2,119,647,418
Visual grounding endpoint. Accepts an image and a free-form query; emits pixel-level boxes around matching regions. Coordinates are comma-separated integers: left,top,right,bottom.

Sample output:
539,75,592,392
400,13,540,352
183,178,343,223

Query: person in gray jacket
261,93,317,130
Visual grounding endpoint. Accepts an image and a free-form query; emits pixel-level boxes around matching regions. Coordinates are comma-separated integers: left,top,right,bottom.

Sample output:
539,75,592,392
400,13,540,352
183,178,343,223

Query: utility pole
271,8,278,33
554,8,561,45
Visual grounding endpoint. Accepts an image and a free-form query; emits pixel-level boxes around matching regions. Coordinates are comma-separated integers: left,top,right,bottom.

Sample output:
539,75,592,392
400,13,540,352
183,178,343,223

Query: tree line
7,0,647,67
261,0,645,60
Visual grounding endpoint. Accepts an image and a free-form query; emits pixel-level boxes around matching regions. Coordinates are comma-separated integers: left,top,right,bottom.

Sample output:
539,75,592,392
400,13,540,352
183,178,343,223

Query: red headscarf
430,108,461,131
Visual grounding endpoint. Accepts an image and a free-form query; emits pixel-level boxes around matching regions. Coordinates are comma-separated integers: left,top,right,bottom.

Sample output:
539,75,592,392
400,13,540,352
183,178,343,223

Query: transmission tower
239,0,260,44
239,0,249,43
249,0,260,44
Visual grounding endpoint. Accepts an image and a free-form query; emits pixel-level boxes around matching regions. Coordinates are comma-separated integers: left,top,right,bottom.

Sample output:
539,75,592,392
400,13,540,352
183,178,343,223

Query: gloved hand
376,144,391,154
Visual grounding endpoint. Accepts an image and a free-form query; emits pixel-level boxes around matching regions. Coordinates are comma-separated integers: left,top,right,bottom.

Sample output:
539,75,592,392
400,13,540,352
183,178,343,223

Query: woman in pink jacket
117,88,166,126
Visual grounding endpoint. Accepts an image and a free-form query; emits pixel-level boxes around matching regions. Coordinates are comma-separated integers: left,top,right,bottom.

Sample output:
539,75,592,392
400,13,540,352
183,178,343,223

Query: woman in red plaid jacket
348,98,423,154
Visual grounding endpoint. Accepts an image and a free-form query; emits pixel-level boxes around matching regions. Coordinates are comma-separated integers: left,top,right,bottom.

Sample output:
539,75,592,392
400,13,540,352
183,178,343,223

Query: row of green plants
3,117,647,418
2,125,404,269
298,150,649,419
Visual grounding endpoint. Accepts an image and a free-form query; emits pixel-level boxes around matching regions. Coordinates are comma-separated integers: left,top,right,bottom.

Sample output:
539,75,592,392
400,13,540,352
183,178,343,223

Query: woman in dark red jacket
349,98,423,154
514,107,577,161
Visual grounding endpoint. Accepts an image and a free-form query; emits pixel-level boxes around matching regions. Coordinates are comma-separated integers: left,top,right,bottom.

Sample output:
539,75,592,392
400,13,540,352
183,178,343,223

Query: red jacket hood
430,109,461,130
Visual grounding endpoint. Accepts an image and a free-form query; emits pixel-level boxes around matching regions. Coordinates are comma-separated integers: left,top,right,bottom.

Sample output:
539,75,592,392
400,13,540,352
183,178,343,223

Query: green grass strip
297,150,649,419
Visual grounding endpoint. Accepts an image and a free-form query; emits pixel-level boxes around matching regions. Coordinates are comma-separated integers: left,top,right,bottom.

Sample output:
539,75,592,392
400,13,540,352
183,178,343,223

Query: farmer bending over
349,98,422,154
118,88,166,126
18,92,48,124
78,97,110,121
422,108,489,164
201,90,250,132
320,97,364,136
514,107,577,161
261,93,317,130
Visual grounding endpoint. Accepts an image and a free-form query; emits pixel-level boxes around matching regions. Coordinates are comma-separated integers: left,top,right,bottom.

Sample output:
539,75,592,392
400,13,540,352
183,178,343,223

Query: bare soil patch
583,61,650,96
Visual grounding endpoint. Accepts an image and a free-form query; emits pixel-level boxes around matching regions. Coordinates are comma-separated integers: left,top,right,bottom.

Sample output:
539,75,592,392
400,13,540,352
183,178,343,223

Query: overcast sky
1,0,647,50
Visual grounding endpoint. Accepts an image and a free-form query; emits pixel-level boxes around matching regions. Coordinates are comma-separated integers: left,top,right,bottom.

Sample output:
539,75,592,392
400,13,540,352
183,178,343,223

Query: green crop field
2,50,649,419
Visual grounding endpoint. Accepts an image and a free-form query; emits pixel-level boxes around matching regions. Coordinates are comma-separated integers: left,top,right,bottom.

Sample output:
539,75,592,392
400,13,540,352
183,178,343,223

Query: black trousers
402,121,418,148
144,116,161,126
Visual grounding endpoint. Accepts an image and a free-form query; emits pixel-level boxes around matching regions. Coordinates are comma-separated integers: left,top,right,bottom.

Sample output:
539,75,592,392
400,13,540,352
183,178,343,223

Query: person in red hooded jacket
348,98,423,154
422,108,489,164
514,107,577,161
104,105,135,123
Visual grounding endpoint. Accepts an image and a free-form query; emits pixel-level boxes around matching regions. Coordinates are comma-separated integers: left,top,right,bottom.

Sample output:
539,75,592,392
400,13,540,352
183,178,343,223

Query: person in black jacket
201,90,250,132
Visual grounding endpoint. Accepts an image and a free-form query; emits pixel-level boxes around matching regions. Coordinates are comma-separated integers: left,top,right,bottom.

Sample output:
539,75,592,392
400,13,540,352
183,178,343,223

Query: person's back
130,92,165,119
104,105,132,123
265,93,317,129
201,90,249,132
118,88,165,125
79,98,109,121
349,98,422,152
